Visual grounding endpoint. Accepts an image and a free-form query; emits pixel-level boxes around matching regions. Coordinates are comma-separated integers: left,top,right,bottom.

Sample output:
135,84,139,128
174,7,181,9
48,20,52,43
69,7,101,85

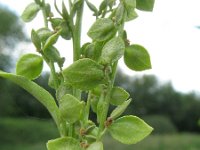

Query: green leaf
31,29,41,50
43,46,64,67
59,94,84,123
56,83,73,101
16,54,43,80
85,0,98,16
62,58,104,90
110,87,130,105
100,37,125,64
37,28,53,43
124,44,151,71
136,0,155,11
21,2,40,22
108,115,153,144
123,0,138,21
47,137,83,150
0,70,59,126
87,141,104,150
110,99,132,119
43,32,60,50
88,18,117,42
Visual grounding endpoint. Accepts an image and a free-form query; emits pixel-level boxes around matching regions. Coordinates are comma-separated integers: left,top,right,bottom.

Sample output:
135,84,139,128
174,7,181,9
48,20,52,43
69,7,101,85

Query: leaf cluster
0,0,155,149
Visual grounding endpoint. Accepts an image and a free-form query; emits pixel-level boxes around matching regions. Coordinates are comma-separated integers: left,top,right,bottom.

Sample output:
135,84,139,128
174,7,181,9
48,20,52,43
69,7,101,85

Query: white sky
1,0,200,93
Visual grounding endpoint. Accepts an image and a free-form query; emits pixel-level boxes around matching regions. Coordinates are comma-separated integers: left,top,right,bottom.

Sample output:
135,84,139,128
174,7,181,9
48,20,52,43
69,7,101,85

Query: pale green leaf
88,18,116,42
47,137,83,150
110,87,130,105
100,37,125,64
108,115,153,144
62,58,104,90
21,2,40,22
136,0,155,11
59,94,84,123
87,141,104,150
124,44,151,71
16,54,43,80
110,99,132,119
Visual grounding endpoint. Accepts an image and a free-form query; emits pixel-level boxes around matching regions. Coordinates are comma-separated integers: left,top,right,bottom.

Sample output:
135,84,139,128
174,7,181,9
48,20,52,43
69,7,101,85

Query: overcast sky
1,0,200,93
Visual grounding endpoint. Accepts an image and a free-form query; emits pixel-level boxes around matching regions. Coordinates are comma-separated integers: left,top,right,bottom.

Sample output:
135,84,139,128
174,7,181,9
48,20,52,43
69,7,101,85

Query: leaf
88,18,117,42
87,141,104,150
37,28,53,43
47,137,83,150
110,87,130,106
123,0,138,21
85,0,98,16
0,70,59,125
124,44,151,71
136,0,155,11
43,32,60,50
100,37,125,65
110,99,132,119
62,58,104,90
59,94,84,123
21,2,40,22
31,29,41,50
16,54,43,80
108,115,153,144
56,83,73,101
43,46,64,67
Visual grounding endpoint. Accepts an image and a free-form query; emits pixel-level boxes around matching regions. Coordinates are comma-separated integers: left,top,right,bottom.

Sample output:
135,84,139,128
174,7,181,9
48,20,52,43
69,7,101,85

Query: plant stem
72,0,84,61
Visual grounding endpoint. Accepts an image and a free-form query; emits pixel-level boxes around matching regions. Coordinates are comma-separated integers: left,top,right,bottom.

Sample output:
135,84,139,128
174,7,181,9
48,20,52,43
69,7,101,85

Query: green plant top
0,0,155,149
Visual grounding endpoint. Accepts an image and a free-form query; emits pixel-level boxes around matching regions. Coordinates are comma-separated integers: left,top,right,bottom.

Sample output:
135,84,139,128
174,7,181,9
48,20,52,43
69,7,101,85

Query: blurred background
0,0,200,150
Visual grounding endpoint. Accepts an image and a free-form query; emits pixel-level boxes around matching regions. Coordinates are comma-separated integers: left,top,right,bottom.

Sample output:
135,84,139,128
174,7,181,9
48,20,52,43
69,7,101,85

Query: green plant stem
97,83,112,140
49,61,59,89
42,0,48,27
72,0,84,61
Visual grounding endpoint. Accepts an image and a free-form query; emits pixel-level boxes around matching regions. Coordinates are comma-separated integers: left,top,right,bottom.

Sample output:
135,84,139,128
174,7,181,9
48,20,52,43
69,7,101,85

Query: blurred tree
115,69,200,133
0,4,27,117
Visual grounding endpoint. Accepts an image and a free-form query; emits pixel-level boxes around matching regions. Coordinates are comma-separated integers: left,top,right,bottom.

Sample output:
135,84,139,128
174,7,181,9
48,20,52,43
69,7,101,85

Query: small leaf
136,0,155,11
85,0,98,16
110,87,130,106
124,44,151,71
0,71,59,125
37,28,53,43
62,58,104,90
87,141,104,150
31,29,41,50
21,2,40,22
123,0,138,21
47,137,83,150
110,99,132,119
108,115,153,144
60,21,72,40
88,18,117,42
124,7,138,22
50,18,63,29
45,3,51,17
59,94,84,123
16,54,43,80
43,32,60,50
100,37,125,65
56,83,73,101
43,46,64,66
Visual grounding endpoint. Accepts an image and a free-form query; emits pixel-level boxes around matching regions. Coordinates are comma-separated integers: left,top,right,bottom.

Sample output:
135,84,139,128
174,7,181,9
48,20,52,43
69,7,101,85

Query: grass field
0,118,200,150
